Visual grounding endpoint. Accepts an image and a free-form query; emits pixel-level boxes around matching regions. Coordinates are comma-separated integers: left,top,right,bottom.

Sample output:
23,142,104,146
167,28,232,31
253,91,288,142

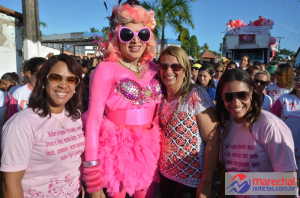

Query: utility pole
276,37,285,61
220,31,225,61
22,0,41,60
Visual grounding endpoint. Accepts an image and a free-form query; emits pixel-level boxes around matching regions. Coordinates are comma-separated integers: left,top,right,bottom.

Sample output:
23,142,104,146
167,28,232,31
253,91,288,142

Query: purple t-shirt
1,108,85,197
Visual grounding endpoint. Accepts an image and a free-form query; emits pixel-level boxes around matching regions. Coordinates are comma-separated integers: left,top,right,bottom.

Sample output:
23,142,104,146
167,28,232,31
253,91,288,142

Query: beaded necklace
158,95,182,132
119,60,142,72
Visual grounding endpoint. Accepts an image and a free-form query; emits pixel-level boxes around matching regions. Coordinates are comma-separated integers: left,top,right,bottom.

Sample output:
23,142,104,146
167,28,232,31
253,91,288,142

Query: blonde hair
157,46,192,98
99,4,156,64
254,70,270,81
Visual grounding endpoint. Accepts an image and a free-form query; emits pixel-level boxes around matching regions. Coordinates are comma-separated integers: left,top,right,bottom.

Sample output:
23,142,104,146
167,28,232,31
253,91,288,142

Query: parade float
225,16,278,64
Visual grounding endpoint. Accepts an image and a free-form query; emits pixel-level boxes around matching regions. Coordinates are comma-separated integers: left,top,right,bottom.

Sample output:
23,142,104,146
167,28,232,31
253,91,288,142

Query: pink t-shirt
220,110,297,173
1,108,85,197
7,83,32,118
4,85,21,108
267,83,293,104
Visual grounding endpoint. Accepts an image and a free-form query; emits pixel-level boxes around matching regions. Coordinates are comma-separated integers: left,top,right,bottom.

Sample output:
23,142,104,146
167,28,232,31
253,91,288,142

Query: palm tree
90,27,99,33
202,43,209,51
142,0,195,51
177,28,190,46
101,27,110,40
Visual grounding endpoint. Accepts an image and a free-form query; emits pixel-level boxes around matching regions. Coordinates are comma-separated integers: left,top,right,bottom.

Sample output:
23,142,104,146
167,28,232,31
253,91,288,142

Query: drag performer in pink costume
83,1,162,198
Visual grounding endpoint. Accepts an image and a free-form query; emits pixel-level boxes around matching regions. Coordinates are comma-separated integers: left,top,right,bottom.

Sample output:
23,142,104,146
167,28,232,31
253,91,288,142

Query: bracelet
82,159,100,168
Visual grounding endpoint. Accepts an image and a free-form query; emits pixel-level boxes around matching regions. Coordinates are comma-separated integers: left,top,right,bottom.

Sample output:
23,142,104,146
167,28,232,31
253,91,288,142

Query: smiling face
119,22,147,65
222,80,252,124
45,61,76,114
198,70,212,87
159,54,185,93
240,56,249,68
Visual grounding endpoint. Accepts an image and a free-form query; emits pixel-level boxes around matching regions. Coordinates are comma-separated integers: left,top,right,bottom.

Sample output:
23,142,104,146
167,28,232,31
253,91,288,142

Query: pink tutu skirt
98,116,160,196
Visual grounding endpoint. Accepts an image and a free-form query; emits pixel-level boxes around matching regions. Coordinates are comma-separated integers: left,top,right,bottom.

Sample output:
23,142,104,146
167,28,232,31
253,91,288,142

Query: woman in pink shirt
1,54,84,197
216,69,297,197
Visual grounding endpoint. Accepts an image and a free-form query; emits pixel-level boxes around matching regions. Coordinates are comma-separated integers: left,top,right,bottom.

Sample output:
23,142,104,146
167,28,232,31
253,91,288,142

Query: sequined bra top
115,76,162,106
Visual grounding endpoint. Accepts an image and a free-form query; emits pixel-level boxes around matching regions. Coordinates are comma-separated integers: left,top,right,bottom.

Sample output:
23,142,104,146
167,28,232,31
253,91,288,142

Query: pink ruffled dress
84,61,162,196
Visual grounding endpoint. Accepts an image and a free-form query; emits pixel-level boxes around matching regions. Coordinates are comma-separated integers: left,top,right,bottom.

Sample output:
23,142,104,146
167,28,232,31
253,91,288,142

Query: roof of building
197,51,218,59
0,6,22,20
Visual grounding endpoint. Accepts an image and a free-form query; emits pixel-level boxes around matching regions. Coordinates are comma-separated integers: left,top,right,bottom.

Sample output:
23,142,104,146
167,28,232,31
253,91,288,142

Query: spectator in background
213,63,224,87
266,65,277,84
6,57,45,119
267,64,294,103
210,58,216,65
197,63,216,102
0,72,20,92
82,56,89,61
225,61,237,71
271,67,300,187
0,90,7,134
245,66,260,81
239,54,251,70
83,66,96,111
252,61,262,70
75,56,81,64
191,63,201,84
253,71,272,111
81,60,91,78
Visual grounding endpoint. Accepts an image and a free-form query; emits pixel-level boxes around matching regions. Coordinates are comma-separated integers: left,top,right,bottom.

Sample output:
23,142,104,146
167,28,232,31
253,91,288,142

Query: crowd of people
0,1,300,198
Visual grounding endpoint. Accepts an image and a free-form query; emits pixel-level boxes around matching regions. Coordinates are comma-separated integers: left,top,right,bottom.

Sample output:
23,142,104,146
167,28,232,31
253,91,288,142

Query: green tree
142,0,195,51
90,27,99,33
177,28,190,46
202,43,209,51
219,36,226,55
101,27,110,40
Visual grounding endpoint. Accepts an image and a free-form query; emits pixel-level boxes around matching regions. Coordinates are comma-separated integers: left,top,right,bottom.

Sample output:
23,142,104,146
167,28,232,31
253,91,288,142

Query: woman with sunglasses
253,71,273,111
157,46,219,198
83,2,161,198
213,63,224,87
216,69,297,195
267,64,294,104
271,68,300,184
1,54,85,197
196,63,217,102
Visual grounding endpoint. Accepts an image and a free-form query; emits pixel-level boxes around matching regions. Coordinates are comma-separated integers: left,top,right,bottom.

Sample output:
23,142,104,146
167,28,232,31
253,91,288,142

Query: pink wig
99,4,156,64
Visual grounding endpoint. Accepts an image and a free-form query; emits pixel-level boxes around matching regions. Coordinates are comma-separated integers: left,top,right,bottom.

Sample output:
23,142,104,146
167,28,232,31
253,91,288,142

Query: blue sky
2,0,300,53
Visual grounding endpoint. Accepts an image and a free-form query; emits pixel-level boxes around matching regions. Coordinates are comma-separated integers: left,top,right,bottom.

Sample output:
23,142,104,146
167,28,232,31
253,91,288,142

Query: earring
42,86,44,89
74,90,76,94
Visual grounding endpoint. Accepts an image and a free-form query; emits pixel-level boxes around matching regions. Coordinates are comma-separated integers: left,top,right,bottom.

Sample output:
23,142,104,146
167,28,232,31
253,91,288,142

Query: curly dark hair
28,53,84,120
216,69,262,136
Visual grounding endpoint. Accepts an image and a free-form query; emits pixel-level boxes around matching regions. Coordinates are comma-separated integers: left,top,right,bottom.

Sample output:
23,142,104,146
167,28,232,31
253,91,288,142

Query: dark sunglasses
158,63,183,71
118,27,151,43
275,71,282,76
221,91,251,103
47,73,80,87
215,70,223,73
253,79,269,86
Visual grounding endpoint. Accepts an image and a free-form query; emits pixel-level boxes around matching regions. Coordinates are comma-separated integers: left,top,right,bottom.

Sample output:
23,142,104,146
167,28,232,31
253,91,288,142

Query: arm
196,106,220,198
85,63,113,161
2,170,25,198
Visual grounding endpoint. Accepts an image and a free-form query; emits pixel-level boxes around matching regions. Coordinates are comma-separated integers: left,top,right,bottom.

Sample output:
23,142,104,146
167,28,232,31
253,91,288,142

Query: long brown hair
216,69,262,136
28,54,84,120
278,64,294,89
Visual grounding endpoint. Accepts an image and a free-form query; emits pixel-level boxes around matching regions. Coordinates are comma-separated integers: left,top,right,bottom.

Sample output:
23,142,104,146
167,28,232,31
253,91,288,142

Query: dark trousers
159,174,196,198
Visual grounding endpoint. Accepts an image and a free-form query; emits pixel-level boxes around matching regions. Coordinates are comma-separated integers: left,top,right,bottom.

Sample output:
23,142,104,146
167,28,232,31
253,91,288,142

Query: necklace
158,95,182,132
51,110,65,129
119,60,142,72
